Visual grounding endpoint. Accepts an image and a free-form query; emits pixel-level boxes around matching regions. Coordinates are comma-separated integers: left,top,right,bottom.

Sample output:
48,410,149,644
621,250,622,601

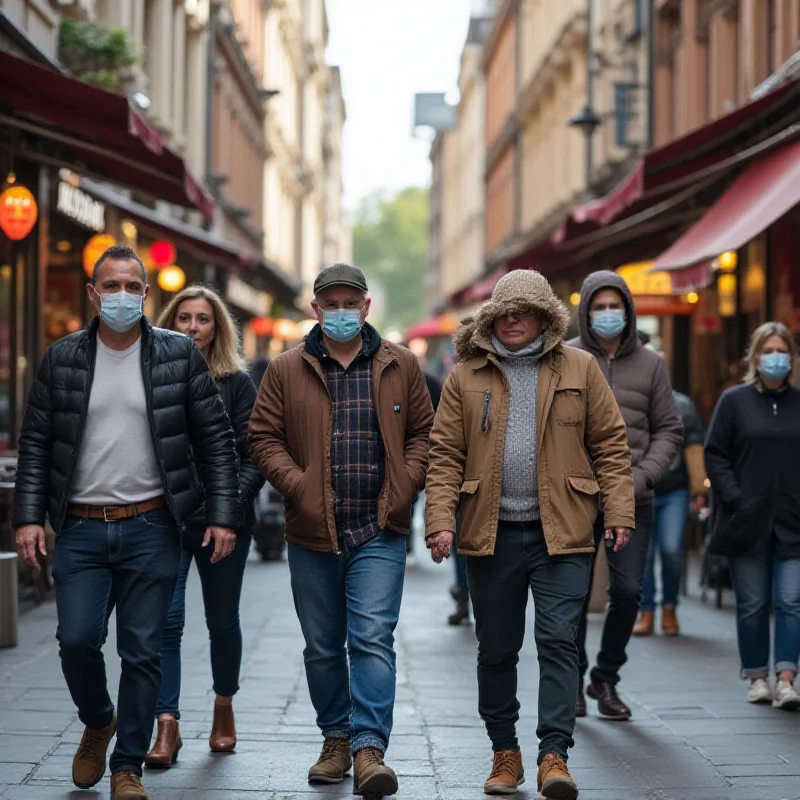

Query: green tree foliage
58,19,138,92
352,187,429,331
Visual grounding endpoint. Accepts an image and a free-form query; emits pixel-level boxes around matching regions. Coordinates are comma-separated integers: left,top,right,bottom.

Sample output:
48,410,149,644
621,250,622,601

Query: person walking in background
704,322,800,710
12,246,239,800
634,361,707,637
425,270,635,799
248,264,434,799
144,287,265,768
569,271,682,721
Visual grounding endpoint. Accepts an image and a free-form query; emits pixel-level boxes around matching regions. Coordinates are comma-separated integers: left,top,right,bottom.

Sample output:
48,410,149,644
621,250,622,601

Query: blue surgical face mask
759,352,792,382
591,308,627,340
321,309,363,343
95,289,144,333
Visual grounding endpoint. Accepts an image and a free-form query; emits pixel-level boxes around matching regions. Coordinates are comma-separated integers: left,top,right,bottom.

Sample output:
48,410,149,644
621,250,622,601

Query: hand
691,494,707,514
428,532,455,563
203,526,237,563
15,525,47,571
605,527,633,553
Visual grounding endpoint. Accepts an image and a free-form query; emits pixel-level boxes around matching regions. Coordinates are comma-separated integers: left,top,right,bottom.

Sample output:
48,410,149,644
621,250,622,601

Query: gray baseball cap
313,263,368,295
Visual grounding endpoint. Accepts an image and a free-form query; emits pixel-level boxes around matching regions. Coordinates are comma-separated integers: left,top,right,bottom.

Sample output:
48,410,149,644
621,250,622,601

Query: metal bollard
0,551,19,648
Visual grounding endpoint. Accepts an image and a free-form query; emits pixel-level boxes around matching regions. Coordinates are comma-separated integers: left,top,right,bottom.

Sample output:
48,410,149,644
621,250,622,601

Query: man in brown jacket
425,270,635,800
568,270,683,721
248,264,433,799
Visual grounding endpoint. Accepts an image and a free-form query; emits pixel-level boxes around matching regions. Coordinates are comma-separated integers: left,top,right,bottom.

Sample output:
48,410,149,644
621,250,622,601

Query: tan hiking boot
483,749,525,795
633,611,654,636
72,714,117,789
353,747,398,798
661,605,680,636
537,753,578,800
110,771,148,799
308,737,352,784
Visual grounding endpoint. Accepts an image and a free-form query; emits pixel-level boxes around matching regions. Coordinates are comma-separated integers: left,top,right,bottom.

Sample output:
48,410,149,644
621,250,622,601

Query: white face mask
94,289,144,333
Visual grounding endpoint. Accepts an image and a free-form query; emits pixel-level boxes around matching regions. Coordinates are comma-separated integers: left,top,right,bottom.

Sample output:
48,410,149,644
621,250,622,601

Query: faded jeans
287,530,406,754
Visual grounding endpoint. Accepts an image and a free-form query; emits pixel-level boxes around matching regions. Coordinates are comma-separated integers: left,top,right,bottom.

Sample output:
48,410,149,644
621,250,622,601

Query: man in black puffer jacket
12,245,239,800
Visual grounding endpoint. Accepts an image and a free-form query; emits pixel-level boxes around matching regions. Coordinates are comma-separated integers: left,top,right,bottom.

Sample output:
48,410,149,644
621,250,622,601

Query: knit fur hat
453,270,570,362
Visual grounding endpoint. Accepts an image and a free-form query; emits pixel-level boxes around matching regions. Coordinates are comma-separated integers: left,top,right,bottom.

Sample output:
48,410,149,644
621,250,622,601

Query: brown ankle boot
633,611,654,636
209,703,236,752
145,717,182,768
353,748,398,797
448,595,470,625
661,605,680,636
308,737,352,784
483,749,524,795
72,714,117,789
111,771,148,799
537,753,577,800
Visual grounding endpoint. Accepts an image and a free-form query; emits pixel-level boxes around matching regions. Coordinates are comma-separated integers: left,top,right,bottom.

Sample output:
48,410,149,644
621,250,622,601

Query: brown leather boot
308,737,352,784
448,594,470,625
353,748,398,798
145,717,182,768
661,605,680,636
633,611,654,636
72,714,117,789
483,749,525,795
537,753,578,800
209,703,236,752
110,771,148,799
586,681,632,720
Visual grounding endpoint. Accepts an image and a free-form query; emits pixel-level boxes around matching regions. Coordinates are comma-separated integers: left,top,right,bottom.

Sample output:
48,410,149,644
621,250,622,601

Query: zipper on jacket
481,389,491,432
773,400,778,416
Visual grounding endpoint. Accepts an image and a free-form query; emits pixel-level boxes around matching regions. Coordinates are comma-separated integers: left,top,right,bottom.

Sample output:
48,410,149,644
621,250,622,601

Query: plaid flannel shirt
320,340,385,556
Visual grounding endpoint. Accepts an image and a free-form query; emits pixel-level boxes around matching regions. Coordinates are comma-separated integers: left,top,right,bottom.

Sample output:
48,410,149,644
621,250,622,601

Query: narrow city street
1,524,799,800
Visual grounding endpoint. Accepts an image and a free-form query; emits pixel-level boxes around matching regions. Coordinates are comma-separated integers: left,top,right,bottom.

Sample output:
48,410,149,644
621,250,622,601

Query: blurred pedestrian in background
13,246,239,800
635,355,707,638
704,322,800,710
425,270,634,800
145,286,265,768
569,271,682,721
248,264,433,798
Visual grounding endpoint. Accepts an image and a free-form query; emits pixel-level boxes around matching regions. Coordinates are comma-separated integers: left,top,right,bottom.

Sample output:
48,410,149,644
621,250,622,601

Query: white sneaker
772,679,800,710
747,678,772,704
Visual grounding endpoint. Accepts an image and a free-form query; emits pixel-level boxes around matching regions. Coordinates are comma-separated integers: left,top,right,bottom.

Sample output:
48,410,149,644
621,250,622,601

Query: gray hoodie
566,270,683,503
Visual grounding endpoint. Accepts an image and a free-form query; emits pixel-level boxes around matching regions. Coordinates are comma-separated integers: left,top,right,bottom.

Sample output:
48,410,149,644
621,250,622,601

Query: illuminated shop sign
56,169,106,232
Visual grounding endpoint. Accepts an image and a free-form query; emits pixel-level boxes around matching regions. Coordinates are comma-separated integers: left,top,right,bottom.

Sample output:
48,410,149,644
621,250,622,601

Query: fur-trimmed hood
453,270,571,362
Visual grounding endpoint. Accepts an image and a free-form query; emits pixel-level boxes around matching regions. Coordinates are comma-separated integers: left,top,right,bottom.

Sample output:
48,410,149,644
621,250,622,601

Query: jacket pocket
565,474,600,530
554,388,585,426
460,479,481,495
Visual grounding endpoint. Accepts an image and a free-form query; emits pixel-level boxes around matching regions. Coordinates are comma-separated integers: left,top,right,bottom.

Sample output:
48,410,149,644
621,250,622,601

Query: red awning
653,137,800,275
0,51,214,221
404,314,460,340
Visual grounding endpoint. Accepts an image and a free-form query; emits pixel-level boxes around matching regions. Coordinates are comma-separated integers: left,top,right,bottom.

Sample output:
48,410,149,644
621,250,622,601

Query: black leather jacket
12,317,240,534
184,370,266,538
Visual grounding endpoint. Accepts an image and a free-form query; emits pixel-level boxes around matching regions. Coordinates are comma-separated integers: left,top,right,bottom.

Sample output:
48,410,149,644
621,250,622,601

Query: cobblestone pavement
1,524,799,800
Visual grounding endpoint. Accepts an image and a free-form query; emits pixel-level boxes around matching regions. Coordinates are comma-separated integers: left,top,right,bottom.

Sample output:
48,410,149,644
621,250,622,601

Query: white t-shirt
70,336,163,505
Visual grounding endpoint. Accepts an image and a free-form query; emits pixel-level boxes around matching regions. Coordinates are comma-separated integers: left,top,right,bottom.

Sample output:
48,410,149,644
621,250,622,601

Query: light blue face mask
321,309,363,343
95,289,144,333
591,308,627,340
759,352,792,382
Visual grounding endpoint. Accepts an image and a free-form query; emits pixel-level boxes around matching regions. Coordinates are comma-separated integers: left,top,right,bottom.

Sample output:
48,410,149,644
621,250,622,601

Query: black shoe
576,682,587,718
586,681,631,720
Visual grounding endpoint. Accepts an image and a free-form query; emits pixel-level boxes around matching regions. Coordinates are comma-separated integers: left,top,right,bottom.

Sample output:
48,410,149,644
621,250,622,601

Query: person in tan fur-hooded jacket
424,270,634,800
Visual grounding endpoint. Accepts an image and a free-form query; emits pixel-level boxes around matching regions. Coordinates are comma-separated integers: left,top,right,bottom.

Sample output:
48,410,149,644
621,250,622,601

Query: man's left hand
604,527,633,552
203,526,237,563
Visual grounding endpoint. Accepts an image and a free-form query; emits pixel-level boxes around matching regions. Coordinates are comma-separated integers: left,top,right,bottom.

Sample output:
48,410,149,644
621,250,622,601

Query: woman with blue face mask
704,321,800,710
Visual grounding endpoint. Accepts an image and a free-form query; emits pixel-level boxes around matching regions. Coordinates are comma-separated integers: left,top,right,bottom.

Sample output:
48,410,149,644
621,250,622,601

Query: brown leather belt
66,496,167,522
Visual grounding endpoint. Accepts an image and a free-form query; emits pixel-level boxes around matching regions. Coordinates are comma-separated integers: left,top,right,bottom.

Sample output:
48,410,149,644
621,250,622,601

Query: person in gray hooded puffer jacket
568,270,683,722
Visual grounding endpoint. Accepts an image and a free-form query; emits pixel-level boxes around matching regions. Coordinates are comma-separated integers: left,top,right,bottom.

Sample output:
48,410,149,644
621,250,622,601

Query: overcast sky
326,0,472,212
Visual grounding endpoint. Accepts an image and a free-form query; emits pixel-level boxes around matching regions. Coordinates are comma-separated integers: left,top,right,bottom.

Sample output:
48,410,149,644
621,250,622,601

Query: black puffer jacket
184,370,266,539
12,317,240,534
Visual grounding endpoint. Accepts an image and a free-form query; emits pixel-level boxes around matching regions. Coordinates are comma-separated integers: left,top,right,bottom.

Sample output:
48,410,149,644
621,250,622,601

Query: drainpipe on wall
513,0,523,234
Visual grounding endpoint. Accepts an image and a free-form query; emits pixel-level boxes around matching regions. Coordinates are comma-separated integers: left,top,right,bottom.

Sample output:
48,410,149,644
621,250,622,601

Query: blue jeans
729,538,800,678
641,488,689,611
467,521,591,762
156,530,252,718
287,530,406,754
52,508,181,776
